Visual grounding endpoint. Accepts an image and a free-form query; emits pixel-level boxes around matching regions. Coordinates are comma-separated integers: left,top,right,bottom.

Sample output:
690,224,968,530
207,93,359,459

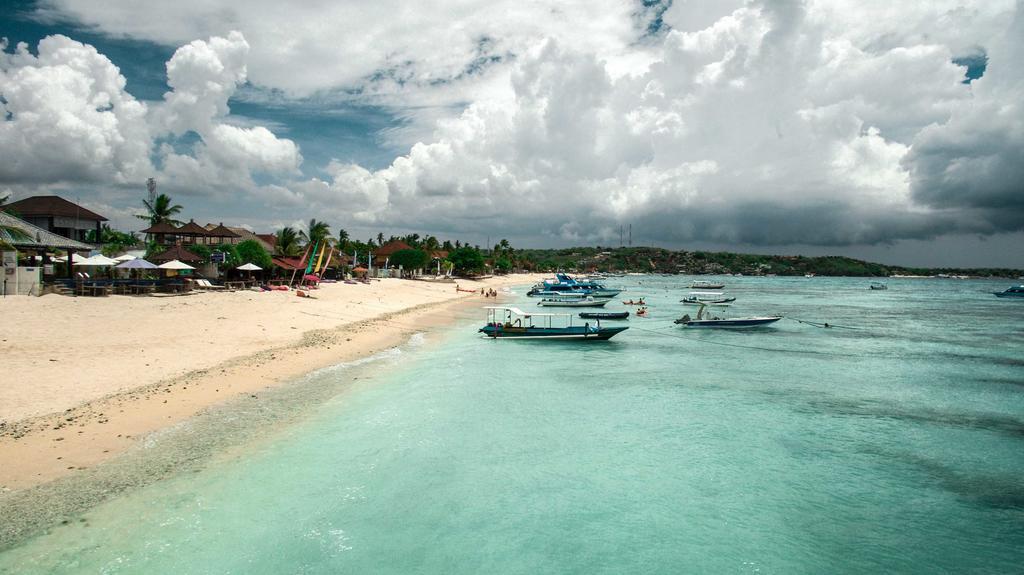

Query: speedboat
869,282,887,290
480,307,628,340
690,280,725,289
993,285,1024,298
527,273,622,298
681,292,735,305
537,296,610,307
674,304,781,329
579,311,629,320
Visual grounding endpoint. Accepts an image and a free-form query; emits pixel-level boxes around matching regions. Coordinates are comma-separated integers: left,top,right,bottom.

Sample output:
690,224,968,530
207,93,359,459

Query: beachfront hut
149,244,204,264
204,222,240,246
373,240,414,267
139,221,180,245
176,220,211,245
1,210,94,293
3,195,107,243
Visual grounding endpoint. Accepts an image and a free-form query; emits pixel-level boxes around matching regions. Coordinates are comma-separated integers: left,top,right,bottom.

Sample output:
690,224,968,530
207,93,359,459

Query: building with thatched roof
149,243,204,263
3,195,107,243
373,240,414,266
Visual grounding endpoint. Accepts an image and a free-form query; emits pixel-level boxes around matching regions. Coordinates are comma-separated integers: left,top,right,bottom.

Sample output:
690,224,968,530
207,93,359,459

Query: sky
1,0,1022,268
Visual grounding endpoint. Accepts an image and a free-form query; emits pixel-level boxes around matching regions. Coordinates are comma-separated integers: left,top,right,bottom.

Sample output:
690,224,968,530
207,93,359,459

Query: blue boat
480,307,628,340
993,285,1024,298
526,273,621,298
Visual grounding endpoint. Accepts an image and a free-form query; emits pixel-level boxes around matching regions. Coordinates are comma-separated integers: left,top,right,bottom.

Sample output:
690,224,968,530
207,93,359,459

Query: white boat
674,303,781,329
869,282,887,290
690,280,725,289
537,296,611,308
681,291,735,305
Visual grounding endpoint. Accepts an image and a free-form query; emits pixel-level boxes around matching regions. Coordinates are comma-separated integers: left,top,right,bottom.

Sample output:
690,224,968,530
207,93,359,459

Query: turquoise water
2,276,1023,573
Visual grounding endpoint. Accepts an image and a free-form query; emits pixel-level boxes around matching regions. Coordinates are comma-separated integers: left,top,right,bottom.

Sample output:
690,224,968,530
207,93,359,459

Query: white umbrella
54,253,88,263
236,262,262,271
158,260,196,270
113,253,137,262
74,254,119,266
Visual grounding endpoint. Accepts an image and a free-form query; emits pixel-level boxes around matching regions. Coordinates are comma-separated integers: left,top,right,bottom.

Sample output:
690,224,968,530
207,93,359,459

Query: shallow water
2,276,1023,573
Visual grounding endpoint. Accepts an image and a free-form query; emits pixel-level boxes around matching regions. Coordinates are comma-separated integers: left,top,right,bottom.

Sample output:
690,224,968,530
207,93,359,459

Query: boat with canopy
480,307,628,340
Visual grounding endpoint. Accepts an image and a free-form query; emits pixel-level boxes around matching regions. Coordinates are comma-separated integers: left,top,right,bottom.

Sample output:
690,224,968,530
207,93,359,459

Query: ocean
2,276,1022,573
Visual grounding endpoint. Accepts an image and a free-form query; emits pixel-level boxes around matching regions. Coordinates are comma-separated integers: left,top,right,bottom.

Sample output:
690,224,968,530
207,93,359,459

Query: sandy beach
0,275,542,492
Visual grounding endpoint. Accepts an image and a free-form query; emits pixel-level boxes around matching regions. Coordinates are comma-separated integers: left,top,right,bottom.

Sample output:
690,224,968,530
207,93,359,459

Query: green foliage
214,244,240,268
137,193,183,226
144,241,166,260
275,226,302,257
494,257,513,273
236,239,272,269
448,246,485,275
300,219,331,247
186,243,212,263
389,248,430,271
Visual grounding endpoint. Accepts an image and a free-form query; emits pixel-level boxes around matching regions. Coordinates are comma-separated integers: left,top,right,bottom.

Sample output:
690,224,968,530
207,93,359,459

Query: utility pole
619,225,623,247
628,224,632,247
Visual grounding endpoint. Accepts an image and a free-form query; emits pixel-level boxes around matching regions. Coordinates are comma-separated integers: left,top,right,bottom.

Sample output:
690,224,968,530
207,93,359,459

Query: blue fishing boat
480,307,628,340
993,285,1024,298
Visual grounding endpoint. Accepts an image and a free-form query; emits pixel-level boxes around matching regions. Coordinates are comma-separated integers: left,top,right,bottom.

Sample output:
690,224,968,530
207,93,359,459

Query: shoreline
0,275,541,494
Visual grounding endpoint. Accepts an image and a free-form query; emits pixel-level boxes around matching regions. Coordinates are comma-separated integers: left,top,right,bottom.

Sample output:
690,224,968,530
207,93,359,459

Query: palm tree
299,218,331,247
275,226,302,257
376,232,385,246
424,235,440,251
337,228,350,250
137,193,183,226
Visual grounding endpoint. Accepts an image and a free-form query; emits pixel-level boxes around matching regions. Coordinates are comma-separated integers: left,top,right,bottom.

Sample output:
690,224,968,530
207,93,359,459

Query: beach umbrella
158,260,195,270
113,253,137,262
236,262,262,271
74,254,118,266
115,258,158,270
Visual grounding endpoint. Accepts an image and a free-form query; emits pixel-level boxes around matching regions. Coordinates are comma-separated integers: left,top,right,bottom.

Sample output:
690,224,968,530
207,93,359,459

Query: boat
681,292,735,305
579,311,629,320
805,273,815,278
690,280,725,289
621,298,646,305
480,307,628,340
527,273,622,298
537,296,610,307
869,282,887,290
674,303,781,329
993,285,1024,298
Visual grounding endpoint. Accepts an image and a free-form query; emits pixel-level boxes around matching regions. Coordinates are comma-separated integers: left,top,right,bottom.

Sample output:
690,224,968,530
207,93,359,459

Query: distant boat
537,296,610,308
480,307,628,340
527,273,621,298
674,304,781,329
805,273,815,278
690,280,725,289
681,291,735,305
579,311,629,320
869,282,887,290
993,285,1024,298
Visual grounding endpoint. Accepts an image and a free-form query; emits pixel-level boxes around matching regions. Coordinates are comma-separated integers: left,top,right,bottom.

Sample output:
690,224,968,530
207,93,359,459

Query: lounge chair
195,279,227,290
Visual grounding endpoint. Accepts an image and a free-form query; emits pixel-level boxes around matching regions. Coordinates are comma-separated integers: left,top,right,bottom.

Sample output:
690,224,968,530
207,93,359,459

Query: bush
236,239,272,269
449,246,485,275
187,244,212,263
389,248,430,271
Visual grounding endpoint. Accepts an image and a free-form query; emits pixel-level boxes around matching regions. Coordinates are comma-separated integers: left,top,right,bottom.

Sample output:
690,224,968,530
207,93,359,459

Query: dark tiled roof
374,240,414,256
139,221,180,234
205,223,241,238
177,220,210,236
0,211,94,250
3,195,107,221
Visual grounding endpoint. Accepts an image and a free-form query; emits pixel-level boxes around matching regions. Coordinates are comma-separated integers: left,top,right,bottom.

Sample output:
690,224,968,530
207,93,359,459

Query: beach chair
196,279,227,290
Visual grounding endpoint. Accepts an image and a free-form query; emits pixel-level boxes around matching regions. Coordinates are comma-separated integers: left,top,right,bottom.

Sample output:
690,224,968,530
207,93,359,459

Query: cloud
0,34,152,185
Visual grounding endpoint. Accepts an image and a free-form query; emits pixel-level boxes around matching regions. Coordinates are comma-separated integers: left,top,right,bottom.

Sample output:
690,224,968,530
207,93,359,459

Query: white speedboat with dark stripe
674,303,781,329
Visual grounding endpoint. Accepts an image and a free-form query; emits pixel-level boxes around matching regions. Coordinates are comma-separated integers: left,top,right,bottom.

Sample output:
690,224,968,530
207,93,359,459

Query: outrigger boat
579,311,629,320
537,296,611,307
681,292,736,305
869,282,888,290
690,280,725,289
480,307,628,340
674,303,781,329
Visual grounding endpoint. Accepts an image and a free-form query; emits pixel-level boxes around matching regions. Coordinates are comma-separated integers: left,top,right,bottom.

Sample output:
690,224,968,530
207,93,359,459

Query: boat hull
537,299,610,307
479,325,628,340
579,312,629,319
681,297,735,305
680,317,782,328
